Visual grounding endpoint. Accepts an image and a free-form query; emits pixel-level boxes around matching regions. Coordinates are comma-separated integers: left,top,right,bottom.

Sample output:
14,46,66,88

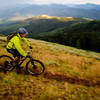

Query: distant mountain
0,4,31,20
0,15,89,35
68,3,100,10
0,4,100,20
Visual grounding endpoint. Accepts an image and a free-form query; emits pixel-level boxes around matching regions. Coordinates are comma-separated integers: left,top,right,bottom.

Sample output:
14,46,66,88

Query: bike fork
31,60,37,69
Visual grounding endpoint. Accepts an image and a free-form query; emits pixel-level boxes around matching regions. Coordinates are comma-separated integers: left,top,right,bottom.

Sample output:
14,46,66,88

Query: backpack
7,32,17,42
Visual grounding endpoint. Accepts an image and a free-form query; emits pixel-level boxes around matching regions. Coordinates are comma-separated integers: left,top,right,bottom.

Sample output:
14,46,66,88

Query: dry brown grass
0,36,100,100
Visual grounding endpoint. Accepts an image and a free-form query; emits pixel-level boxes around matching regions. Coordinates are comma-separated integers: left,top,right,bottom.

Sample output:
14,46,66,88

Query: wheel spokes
0,56,14,71
27,60,44,75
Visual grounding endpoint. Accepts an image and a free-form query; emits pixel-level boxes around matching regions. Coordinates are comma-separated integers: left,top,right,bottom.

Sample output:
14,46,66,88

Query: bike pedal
20,66,23,69
16,64,23,69
16,67,24,69
18,66,24,69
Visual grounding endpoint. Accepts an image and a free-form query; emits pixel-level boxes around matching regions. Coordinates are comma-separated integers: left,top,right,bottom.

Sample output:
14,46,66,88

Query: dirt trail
43,72,100,87
0,63,100,87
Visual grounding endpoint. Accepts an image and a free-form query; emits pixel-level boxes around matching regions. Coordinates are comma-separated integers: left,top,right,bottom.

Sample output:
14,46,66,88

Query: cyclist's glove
29,46,32,49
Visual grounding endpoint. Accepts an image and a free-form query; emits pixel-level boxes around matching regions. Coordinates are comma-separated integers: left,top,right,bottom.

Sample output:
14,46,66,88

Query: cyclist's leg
7,49,21,66
13,50,24,69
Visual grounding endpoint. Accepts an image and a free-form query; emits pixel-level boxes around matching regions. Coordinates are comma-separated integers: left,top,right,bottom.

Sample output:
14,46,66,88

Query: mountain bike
0,49,45,75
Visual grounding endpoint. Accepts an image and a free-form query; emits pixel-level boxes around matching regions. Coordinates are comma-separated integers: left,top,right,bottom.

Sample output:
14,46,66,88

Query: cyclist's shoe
4,69,7,74
16,65,23,73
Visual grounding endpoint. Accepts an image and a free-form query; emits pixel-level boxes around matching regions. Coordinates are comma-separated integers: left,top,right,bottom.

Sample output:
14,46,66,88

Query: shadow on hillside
1,63,100,87
0,65,29,75
44,72,100,87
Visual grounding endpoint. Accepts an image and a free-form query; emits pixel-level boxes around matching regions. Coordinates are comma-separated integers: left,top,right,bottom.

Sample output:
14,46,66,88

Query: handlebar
27,49,32,56
30,49,32,52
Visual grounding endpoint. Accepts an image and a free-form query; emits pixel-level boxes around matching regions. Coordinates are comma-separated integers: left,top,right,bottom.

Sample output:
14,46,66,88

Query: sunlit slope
0,36,100,100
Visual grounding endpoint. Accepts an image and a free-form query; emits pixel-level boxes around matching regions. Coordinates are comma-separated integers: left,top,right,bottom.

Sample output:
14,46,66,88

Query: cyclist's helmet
18,28,28,35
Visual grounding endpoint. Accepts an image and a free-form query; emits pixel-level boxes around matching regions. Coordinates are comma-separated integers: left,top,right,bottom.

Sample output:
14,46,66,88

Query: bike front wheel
0,55,14,71
26,59,45,75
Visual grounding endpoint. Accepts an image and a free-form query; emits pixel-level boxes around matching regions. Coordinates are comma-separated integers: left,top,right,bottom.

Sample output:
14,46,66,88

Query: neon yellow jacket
6,33,30,57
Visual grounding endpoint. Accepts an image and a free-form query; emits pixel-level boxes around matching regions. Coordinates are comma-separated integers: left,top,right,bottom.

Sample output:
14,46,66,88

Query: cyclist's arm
22,38,30,47
13,37,27,57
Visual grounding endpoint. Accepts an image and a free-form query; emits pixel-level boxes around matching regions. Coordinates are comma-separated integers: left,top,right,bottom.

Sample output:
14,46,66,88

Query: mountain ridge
0,15,89,35
0,4,100,20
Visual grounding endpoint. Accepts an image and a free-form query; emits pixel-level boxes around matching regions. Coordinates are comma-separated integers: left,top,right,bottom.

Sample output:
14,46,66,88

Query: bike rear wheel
0,55,14,71
26,59,45,75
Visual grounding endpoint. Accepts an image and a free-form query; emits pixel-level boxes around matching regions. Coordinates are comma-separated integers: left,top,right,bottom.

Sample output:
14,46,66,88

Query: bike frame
18,49,33,66
19,56,32,65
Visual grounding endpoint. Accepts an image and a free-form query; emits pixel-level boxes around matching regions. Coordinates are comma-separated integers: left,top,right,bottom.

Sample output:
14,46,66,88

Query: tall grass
0,36,100,100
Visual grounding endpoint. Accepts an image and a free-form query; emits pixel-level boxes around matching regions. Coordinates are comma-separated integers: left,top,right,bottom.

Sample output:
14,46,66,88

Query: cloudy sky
0,0,100,7
26,0,100,4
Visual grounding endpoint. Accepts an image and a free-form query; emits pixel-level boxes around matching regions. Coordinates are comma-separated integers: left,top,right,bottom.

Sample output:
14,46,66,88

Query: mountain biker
6,28,32,68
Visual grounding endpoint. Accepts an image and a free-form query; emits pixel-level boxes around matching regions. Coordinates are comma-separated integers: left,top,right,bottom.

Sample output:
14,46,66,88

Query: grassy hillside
0,36,100,100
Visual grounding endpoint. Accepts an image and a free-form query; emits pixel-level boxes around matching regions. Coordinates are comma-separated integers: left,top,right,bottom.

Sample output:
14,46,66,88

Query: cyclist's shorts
7,49,21,58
